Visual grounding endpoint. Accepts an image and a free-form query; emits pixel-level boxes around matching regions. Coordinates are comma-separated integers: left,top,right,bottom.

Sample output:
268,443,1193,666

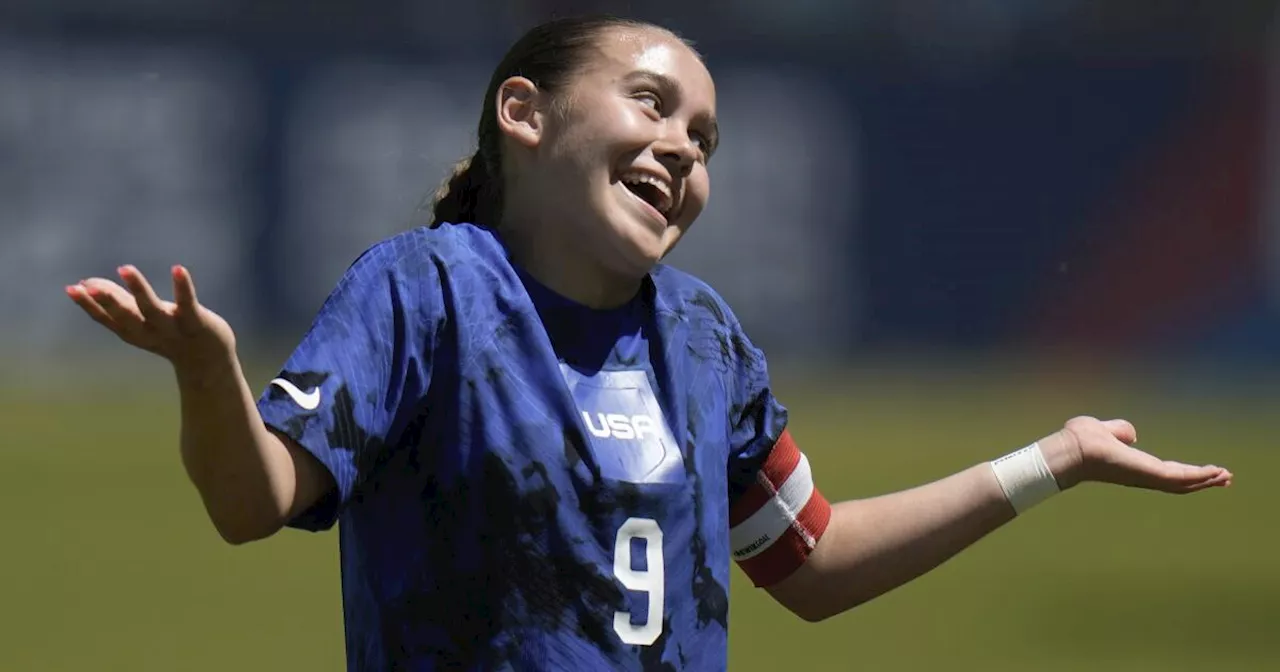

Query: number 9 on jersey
613,517,664,646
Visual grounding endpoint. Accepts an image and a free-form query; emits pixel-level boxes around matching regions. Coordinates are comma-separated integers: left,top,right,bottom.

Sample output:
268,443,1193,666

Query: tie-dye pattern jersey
257,223,793,671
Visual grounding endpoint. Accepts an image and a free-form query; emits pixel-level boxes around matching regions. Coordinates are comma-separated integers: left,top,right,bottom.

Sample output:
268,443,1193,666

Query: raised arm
67,265,333,544
764,416,1232,622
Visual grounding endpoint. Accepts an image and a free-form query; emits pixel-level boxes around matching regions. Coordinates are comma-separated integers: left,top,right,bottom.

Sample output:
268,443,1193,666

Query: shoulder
316,223,511,329
649,264,742,331
350,223,529,334
349,222,508,280
650,264,766,376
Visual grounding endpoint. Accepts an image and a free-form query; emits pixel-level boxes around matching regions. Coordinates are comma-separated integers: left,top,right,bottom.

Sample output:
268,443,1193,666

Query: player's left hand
1044,416,1232,494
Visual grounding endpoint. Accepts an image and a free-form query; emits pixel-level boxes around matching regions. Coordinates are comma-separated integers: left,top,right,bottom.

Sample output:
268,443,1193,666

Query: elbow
791,601,850,624
779,591,869,623
216,524,267,546
214,519,279,546
189,478,290,545
773,594,841,623
796,607,832,624
208,508,284,546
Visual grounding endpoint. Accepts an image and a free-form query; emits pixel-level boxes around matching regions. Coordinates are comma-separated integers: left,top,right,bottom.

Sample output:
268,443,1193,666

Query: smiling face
500,26,718,291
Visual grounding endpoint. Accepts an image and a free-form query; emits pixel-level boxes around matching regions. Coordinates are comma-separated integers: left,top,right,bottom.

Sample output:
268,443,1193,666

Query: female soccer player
66,15,1232,671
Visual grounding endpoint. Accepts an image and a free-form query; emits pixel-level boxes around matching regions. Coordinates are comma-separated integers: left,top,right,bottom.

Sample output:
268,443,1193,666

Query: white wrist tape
990,442,1060,515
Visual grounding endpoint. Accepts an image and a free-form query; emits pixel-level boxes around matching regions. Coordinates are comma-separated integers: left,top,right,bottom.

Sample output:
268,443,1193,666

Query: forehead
584,27,715,106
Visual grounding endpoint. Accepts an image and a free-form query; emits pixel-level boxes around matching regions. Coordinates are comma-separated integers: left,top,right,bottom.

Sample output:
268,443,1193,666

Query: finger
1154,462,1232,494
171,265,201,325
1158,461,1220,484
1199,467,1233,487
118,265,170,318
1110,445,1230,492
1102,419,1138,445
82,277,144,326
66,283,119,331
1175,470,1233,493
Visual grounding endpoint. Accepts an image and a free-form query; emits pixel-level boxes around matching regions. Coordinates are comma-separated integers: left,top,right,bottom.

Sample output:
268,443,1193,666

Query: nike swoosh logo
270,378,321,410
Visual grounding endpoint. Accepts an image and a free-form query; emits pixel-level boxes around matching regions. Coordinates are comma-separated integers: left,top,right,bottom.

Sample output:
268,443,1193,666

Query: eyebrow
625,70,719,157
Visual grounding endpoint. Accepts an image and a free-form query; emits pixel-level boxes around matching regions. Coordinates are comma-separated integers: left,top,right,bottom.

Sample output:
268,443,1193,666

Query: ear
495,76,545,149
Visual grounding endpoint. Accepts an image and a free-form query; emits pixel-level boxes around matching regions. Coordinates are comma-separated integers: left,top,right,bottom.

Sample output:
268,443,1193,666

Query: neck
498,217,642,310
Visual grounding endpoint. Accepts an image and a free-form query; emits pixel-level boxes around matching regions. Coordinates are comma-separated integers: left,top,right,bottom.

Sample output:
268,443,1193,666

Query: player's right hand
66,265,237,377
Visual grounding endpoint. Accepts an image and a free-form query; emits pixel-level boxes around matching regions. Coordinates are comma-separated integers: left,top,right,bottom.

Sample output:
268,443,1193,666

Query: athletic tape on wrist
989,442,1060,515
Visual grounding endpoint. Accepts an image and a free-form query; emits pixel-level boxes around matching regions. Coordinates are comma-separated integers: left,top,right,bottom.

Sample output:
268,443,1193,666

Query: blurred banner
3,1,1278,365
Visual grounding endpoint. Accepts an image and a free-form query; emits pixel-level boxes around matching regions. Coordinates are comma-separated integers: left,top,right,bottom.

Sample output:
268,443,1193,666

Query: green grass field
3,363,1275,670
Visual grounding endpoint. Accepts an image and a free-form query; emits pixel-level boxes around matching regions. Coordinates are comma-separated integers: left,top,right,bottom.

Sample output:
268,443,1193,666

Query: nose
654,126,699,178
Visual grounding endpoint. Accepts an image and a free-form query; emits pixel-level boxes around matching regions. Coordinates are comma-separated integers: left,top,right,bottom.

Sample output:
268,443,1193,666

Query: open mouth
619,172,674,220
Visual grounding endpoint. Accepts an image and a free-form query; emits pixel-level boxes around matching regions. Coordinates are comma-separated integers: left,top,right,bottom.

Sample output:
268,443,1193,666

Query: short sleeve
256,235,440,531
724,321,789,501
722,317,831,587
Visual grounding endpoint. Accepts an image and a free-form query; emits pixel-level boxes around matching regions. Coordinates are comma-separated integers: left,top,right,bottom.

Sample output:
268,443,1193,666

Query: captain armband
728,430,832,588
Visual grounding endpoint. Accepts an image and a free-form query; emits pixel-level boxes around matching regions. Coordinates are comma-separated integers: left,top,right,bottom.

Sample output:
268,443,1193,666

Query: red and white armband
729,430,832,587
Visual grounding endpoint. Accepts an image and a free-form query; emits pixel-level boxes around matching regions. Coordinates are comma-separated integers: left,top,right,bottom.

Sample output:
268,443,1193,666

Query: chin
604,236,667,279
615,248,664,277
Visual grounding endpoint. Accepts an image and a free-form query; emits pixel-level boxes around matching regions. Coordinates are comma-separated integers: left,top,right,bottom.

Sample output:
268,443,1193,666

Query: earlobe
496,76,543,149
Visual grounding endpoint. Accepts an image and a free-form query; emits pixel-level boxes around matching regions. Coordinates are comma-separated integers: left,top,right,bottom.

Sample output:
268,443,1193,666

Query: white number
613,517,664,646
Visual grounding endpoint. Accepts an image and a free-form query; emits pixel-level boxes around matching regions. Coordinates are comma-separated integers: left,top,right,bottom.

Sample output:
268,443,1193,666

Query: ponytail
429,151,501,228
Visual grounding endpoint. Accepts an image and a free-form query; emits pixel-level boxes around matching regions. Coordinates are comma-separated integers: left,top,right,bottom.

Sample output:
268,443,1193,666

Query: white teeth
620,172,674,215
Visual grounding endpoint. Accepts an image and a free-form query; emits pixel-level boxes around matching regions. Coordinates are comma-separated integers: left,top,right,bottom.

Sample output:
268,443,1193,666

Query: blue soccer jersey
257,223,830,671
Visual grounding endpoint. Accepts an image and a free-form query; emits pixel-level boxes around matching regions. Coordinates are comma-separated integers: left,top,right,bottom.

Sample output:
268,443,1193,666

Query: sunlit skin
62,22,1233,627
496,26,718,309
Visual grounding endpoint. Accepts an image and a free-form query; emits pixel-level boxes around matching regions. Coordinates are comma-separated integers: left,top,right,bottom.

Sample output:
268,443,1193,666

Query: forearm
174,356,298,544
814,463,1014,610
772,434,1076,620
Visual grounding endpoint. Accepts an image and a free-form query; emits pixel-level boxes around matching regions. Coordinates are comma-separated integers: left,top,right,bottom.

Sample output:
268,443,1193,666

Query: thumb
1102,419,1138,446
171,265,203,328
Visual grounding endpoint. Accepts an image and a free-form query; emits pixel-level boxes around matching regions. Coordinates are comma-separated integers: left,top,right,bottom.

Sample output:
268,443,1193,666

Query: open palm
1058,416,1233,493
66,265,236,373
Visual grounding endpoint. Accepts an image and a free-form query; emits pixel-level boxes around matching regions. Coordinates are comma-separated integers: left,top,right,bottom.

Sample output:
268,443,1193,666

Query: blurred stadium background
3,1,1278,670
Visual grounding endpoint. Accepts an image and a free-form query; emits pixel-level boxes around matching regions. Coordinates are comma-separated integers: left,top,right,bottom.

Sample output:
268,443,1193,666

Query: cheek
562,98,647,146
596,99,657,148
686,170,711,215
619,107,654,137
